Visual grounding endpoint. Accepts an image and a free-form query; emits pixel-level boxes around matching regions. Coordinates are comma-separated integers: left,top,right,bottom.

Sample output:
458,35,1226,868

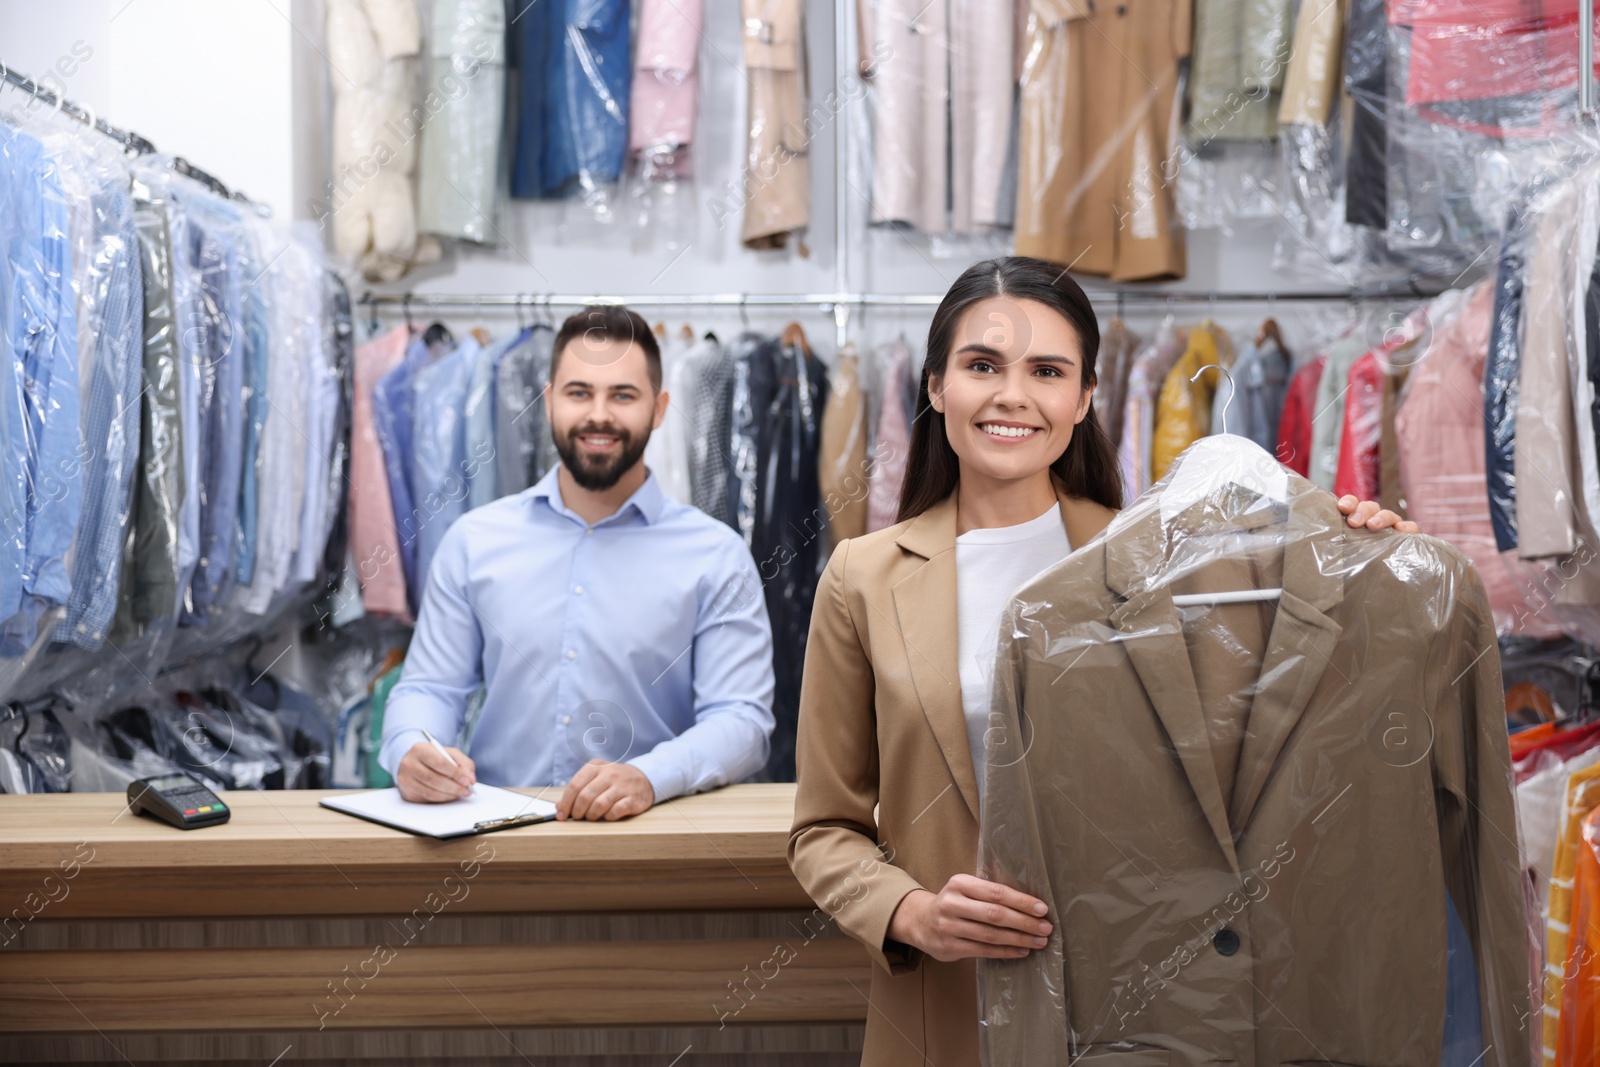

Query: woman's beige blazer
789,478,1118,1066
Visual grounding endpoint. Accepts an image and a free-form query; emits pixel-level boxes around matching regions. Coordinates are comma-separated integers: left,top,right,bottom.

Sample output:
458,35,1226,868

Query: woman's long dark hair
896,256,1125,523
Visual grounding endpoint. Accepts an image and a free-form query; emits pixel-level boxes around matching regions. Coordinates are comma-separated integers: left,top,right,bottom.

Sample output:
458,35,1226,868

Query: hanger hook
1189,363,1237,436
402,294,414,330
739,294,749,329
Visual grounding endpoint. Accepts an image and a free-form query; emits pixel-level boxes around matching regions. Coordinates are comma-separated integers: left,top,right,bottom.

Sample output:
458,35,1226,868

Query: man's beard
554,420,650,491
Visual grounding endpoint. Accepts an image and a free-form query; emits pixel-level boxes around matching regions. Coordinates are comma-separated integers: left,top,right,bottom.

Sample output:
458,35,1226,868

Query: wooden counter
0,784,871,1066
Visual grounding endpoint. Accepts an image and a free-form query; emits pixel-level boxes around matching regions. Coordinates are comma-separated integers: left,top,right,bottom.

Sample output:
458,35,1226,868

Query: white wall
0,0,309,218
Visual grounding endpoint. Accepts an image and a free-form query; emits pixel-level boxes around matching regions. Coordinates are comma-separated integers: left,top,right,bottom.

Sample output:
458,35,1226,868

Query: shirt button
585,528,594,536
561,715,571,724
574,585,583,595
566,649,576,660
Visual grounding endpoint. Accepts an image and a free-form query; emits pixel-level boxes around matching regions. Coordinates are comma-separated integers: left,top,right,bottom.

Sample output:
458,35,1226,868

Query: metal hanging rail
357,286,1437,313
0,58,262,208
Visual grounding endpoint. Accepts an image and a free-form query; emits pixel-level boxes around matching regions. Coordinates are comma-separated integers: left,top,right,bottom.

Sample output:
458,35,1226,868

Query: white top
956,503,1071,806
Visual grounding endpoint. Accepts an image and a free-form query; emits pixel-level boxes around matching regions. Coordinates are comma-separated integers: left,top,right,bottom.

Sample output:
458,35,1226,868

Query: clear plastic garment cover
975,434,1535,1066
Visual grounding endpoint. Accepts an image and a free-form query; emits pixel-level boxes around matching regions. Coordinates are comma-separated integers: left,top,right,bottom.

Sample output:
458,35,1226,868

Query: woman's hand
1336,494,1419,534
886,874,1053,962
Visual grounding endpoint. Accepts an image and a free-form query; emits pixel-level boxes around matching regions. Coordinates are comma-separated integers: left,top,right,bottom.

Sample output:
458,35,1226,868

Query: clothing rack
359,285,1440,316
0,58,262,209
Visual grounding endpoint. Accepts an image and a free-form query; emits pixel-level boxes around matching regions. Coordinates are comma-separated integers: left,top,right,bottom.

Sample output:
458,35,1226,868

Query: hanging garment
350,327,412,618
740,0,810,249
860,0,949,233
372,337,430,613
866,339,913,531
977,445,1531,1066
1395,281,1561,637
950,0,1016,232
511,0,632,199
179,196,247,625
0,124,82,649
492,325,555,498
52,175,142,649
1209,336,1289,453
233,219,271,588
463,330,509,512
1343,0,1388,230
325,0,440,281
1150,323,1234,483
1096,318,1141,451
1278,0,1343,126
1515,170,1600,610
818,343,869,549
320,272,356,591
1308,328,1375,491
1274,353,1324,476
1014,0,1191,280
287,234,339,588
417,0,506,243
1332,350,1388,502
410,338,478,594
683,336,735,524
122,182,184,627
1545,764,1600,1061
1187,0,1292,142
1119,322,1188,501
644,332,701,505
629,0,703,178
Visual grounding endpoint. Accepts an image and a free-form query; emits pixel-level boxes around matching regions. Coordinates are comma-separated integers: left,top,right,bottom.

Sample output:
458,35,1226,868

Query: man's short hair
550,305,662,391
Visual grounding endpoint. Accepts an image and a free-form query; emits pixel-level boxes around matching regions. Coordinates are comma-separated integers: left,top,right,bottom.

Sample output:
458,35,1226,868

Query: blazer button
1213,928,1241,956
1116,4,1127,12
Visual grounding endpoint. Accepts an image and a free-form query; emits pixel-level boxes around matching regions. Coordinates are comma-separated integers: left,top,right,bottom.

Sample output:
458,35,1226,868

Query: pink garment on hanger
351,325,414,621
629,0,702,164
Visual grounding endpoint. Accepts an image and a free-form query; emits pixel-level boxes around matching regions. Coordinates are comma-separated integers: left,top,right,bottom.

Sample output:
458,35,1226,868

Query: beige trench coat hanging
1013,0,1192,281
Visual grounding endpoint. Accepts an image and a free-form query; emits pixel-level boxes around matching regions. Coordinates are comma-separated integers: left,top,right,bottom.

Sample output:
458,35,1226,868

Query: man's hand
555,759,655,821
395,741,477,802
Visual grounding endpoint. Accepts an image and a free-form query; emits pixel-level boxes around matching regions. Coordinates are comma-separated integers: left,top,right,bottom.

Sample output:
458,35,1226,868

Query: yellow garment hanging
1150,322,1234,482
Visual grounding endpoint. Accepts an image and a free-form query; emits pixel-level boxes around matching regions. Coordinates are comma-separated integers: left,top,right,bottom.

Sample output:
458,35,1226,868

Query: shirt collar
528,464,668,527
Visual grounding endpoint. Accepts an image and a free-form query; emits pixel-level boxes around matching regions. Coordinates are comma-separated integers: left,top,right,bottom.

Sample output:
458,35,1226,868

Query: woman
788,257,1417,1066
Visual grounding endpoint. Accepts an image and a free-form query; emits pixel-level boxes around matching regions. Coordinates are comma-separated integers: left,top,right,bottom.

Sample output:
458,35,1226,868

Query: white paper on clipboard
320,784,558,839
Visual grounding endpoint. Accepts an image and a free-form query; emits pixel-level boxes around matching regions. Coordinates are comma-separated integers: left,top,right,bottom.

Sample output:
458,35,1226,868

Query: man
379,305,775,820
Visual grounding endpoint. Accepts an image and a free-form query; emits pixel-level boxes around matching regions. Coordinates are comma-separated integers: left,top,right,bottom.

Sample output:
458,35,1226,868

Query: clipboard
319,784,559,839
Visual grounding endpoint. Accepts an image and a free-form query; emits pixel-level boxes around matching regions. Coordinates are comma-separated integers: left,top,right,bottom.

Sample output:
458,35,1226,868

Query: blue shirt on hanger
0,123,82,652
409,336,478,592
378,466,776,804
372,337,430,615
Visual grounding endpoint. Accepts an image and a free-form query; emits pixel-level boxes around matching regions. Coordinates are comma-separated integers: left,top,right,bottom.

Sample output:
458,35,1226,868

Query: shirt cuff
378,727,429,779
625,748,685,806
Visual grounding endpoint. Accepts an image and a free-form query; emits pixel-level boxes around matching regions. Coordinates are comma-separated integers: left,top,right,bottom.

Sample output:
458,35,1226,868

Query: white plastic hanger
1162,363,1286,608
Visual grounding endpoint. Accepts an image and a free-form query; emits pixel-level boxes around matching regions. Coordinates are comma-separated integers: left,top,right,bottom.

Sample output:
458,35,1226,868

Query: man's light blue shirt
379,465,776,802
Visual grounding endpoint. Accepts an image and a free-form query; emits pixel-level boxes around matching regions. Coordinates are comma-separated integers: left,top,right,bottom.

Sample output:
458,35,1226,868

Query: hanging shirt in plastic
510,0,631,203
51,166,143,649
492,324,555,498
740,0,809,249
1097,319,1141,452
121,181,184,627
687,336,737,527
178,193,246,625
644,331,701,505
1014,0,1190,280
1209,336,1288,455
0,123,82,652
818,344,868,549
232,217,272,587
350,334,414,616
1307,327,1375,491
372,336,430,613
860,0,949,233
464,329,512,512
417,0,505,243
976,436,1533,1067
409,336,477,593
1343,0,1388,230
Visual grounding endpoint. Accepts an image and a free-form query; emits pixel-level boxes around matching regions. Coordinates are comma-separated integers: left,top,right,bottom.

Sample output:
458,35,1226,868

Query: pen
421,729,474,794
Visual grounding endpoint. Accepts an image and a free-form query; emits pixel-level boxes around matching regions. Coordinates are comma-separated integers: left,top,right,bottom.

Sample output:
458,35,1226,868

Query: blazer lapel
1111,586,1241,872
893,494,981,824
1229,524,1347,833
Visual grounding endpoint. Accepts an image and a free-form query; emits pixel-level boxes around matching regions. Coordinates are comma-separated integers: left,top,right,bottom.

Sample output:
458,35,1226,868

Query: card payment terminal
127,774,230,829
